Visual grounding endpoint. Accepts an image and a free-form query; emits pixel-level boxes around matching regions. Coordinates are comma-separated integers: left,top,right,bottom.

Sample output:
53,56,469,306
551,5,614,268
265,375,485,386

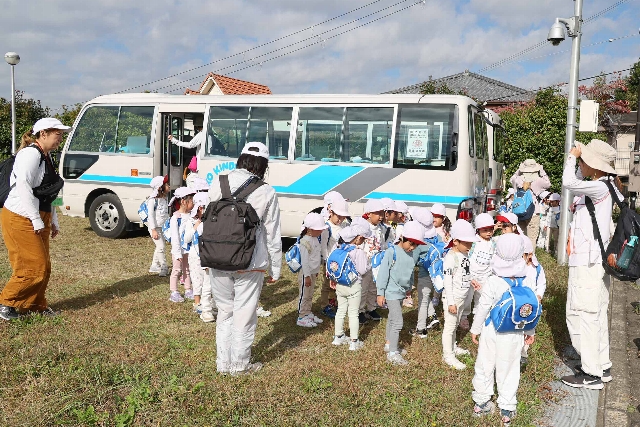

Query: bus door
470,108,489,213
161,113,185,189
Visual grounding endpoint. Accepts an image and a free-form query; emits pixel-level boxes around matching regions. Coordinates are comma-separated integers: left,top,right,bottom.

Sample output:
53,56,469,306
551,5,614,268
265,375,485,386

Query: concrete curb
596,278,631,427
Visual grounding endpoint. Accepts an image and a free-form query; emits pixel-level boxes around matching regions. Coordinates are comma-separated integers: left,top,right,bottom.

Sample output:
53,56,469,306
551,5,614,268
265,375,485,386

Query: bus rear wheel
89,193,128,238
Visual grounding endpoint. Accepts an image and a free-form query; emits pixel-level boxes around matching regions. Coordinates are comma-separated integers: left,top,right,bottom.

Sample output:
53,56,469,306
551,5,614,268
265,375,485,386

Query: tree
54,103,83,127
0,91,50,158
625,59,640,111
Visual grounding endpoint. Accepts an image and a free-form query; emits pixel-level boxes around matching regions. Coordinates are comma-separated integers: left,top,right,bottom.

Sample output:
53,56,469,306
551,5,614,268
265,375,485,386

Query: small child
460,213,496,331
331,223,372,351
393,201,410,240
546,193,561,253
536,191,551,249
494,213,519,236
431,203,452,243
296,213,329,328
442,219,480,370
146,175,170,276
505,188,515,211
376,221,427,365
380,197,400,244
320,196,350,318
471,234,536,426
169,187,196,303
359,199,387,324
184,156,199,189
520,234,546,367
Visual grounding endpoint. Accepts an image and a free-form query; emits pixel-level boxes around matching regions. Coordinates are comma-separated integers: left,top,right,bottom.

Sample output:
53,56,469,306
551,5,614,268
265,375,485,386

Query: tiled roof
384,71,533,104
185,73,272,95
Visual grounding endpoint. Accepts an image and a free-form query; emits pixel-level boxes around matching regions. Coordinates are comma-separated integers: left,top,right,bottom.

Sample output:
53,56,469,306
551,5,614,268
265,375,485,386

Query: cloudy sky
1,0,639,110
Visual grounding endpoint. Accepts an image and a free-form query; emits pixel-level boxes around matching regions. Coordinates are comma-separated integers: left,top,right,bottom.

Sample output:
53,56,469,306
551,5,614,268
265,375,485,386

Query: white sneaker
443,356,466,370
384,343,407,355
256,307,271,317
309,314,323,324
454,342,470,356
296,316,317,328
200,311,215,323
149,265,161,274
349,340,364,351
387,352,409,365
231,362,263,376
332,335,349,346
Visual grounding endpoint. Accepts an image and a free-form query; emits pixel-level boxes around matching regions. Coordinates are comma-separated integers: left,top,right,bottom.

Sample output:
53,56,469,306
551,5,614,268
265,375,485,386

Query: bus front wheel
89,193,128,238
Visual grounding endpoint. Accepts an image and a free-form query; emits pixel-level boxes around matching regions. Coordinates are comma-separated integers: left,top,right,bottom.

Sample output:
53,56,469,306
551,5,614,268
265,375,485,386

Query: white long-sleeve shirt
182,215,203,257
5,145,59,231
525,263,547,298
171,131,205,149
208,168,283,279
299,235,322,277
320,220,346,261
443,250,472,304
469,239,495,286
170,211,189,260
362,222,385,259
146,197,169,230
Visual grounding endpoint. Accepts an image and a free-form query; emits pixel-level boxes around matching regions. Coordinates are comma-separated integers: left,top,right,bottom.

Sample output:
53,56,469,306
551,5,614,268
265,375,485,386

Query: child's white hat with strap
492,233,527,277
191,192,209,217
446,219,480,248
328,198,350,217
169,186,196,206
149,176,165,198
303,212,329,231
474,213,494,230
409,207,436,238
364,199,385,214
394,201,409,215
430,203,446,216
402,221,426,245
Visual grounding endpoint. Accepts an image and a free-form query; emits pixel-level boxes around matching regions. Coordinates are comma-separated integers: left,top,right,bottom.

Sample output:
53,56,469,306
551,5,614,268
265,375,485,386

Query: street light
547,1,583,265
4,52,20,155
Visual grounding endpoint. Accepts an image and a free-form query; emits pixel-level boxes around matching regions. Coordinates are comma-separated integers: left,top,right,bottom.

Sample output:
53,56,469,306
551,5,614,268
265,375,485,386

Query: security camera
547,20,566,46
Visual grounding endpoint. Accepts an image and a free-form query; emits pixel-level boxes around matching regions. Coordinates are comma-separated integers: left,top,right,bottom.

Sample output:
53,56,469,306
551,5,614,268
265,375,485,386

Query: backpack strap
602,177,624,209
219,174,233,199
233,177,265,201
584,196,608,263
535,263,542,283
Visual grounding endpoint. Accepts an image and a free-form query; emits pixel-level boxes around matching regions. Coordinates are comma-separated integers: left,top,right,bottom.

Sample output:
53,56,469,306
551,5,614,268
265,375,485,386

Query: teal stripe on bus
365,192,471,205
272,165,364,196
77,174,153,185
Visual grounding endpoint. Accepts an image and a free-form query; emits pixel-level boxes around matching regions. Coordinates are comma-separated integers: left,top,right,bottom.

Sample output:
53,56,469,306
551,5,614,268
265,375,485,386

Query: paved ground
626,283,640,427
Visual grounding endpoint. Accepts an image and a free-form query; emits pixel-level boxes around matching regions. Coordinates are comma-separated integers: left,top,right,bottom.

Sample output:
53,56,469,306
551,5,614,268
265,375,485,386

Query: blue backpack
512,189,535,221
285,238,312,273
486,277,542,333
162,217,181,243
371,245,396,283
181,228,199,252
138,198,157,224
326,244,359,286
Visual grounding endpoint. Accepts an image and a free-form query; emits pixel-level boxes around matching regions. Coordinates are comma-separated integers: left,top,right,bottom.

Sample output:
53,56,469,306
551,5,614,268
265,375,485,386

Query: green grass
0,215,569,426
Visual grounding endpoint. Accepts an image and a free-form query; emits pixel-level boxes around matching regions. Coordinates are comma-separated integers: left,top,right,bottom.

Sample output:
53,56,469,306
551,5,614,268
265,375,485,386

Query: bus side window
205,106,248,158
115,106,155,155
67,106,119,153
468,108,475,158
473,113,487,160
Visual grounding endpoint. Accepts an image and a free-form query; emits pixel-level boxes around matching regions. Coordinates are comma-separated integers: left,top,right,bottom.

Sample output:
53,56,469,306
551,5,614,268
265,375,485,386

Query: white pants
335,281,362,340
210,269,264,373
189,253,204,297
200,267,217,313
566,264,612,377
416,271,436,329
359,271,377,313
472,322,524,412
148,227,167,269
462,288,481,317
442,291,473,359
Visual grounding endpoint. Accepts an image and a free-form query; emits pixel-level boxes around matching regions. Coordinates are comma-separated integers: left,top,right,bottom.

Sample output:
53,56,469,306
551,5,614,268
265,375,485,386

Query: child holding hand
146,175,170,276
168,187,196,303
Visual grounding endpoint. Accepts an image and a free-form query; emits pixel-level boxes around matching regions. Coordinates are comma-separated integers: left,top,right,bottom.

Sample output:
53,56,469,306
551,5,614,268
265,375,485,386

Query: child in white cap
460,213,496,331
536,191,551,249
359,199,387,324
331,223,372,351
146,175,170,276
376,221,427,365
520,234,546,367
470,234,536,426
545,193,561,253
393,201,410,240
168,187,197,303
431,203,451,243
441,219,480,370
494,213,519,236
380,197,400,244
296,213,329,328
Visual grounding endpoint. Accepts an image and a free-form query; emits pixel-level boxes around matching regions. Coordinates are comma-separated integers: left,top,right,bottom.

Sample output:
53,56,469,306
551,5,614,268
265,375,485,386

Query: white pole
10,64,16,155
557,0,583,264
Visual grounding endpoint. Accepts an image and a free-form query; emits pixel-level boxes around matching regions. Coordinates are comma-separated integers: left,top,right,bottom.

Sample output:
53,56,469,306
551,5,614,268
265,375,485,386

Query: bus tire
89,193,128,238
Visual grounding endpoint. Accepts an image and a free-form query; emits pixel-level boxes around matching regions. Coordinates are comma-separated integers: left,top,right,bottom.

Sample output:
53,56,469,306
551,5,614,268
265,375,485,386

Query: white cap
303,212,329,230
549,193,561,202
193,177,210,192
33,117,71,134
448,219,480,245
507,188,515,196
410,207,436,239
430,203,446,217
402,221,426,245
394,201,409,214
328,198,350,217
169,186,197,206
149,176,165,198
324,191,346,205
351,217,370,230
241,141,270,159
474,213,494,230
341,223,373,242
380,197,397,212
191,192,209,217
492,234,527,277
364,199,385,214
539,190,551,201
496,212,518,225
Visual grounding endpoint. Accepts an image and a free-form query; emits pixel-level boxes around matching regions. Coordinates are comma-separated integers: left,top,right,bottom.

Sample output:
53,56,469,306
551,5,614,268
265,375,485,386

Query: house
384,70,533,107
614,111,638,176
184,73,272,95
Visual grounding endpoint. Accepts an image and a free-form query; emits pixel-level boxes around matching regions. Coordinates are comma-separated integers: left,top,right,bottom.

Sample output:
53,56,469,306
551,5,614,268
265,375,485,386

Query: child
520,234,546,367
376,221,427,365
320,197,350,318
146,175,170,276
505,188,515,211
296,213,329,328
181,192,211,316
394,201,410,240
169,187,196,303
471,234,536,426
460,213,495,331
331,223,372,350
442,219,480,370
546,193,561,253
380,198,400,243
494,213,519,236
431,203,452,243
184,156,199,188
359,199,387,324
536,191,551,249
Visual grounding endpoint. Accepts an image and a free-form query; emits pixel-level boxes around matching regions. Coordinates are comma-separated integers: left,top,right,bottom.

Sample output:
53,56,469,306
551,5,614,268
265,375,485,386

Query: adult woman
207,141,282,375
560,139,621,389
0,118,69,320
510,159,551,247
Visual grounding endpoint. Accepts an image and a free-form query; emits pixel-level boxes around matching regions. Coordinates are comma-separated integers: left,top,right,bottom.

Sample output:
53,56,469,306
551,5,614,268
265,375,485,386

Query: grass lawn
0,214,570,426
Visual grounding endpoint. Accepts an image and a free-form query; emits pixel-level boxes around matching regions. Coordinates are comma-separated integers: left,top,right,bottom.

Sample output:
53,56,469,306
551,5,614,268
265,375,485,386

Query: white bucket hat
193,177,210,192
149,176,165,198
410,207,436,239
190,192,209,217
169,186,197,206
241,141,270,159
328,198,350,217
32,117,71,134
430,203,446,217
380,197,398,212
549,193,561,202
394,201,409,215
518,159,542,173
576,139,617,175
401,221,426,245
364,199,385,214
303,212,329,231
447,219,480,248
492,234,527,277
474,213,494,230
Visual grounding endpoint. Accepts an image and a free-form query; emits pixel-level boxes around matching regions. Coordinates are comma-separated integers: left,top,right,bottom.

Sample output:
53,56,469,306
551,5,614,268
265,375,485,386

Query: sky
1,0,639,110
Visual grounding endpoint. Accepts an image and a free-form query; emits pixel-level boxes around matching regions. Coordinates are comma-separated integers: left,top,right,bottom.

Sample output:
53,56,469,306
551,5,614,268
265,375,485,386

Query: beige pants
297,272,317,317
335,281,362,340
519,214,540,249
358,271,377,313
442,291,473,359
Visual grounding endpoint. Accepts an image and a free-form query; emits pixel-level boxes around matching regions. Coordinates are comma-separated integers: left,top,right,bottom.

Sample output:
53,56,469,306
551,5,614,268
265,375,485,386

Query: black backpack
585,179,640,281
199,174,265,271
0,146,50,208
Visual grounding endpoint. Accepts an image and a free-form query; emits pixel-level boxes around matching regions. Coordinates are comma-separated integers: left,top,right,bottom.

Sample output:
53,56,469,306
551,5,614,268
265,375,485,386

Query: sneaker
454,342,470,356
520,356,528,368
459,317,470,330
561,372,604,390
349,340,364,351
575,365,612,383
383,344,407,355
443,356,466,370
431,296,440,307
410,328,428,339
159,268,169,277
426,315,440,330
402,296,414,308
387,351,409,365
200,311,215,323
193,303,202,314
256,307,271,317
358,312,369,325
184,289,194,300
36,307,60,318
0,305,20,321
231,362,263,376
322,304,336,318
149,265,161,274
180,278,185,286
169,291,184,303
365,309,382,321
500,409,516,426
332,334,349,346
473,400,495,417
309,314,324,324
296,316,317,328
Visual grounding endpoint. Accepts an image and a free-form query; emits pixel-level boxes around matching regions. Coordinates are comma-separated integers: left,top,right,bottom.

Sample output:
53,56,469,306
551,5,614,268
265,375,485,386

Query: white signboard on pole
406,128,429,158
